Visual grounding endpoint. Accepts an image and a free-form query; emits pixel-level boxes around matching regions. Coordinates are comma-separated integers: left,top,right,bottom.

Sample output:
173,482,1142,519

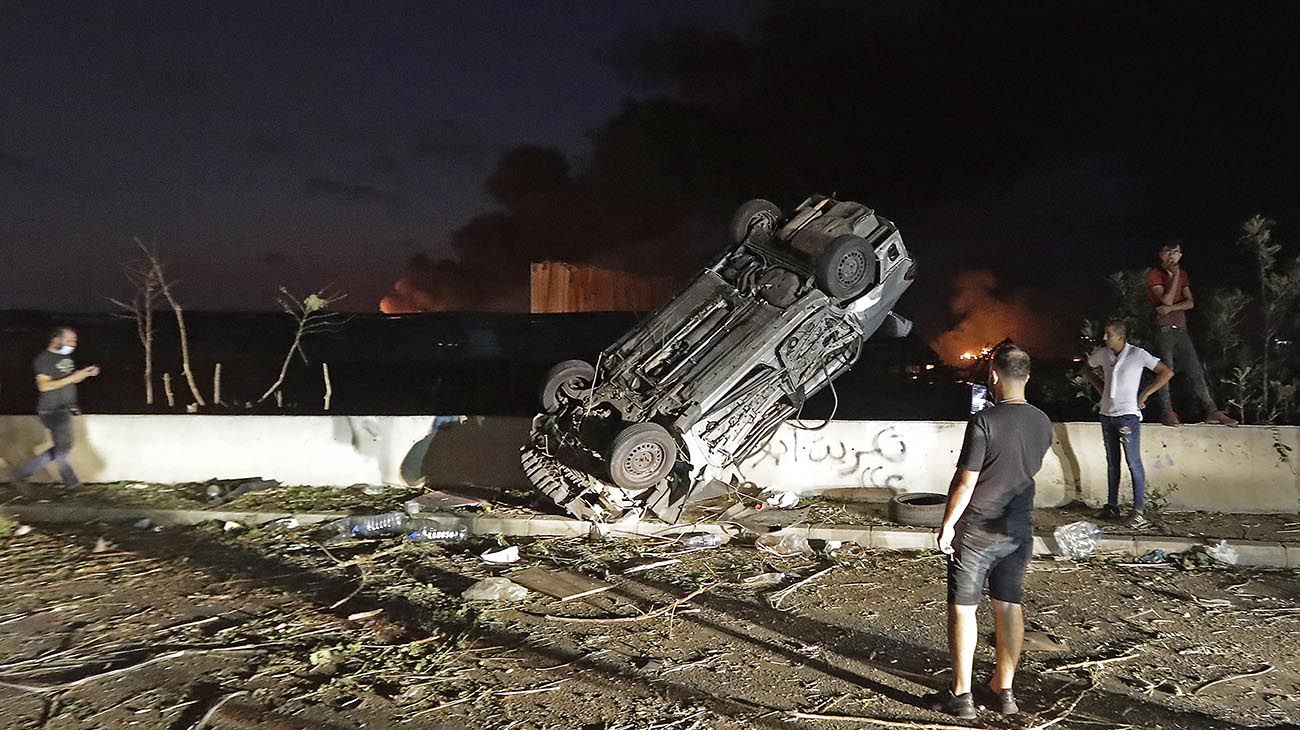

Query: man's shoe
1125,510,1149,528
1160,410,1182,427
974,684,1020,716
1205,410,1239,427
1096,504,1121,521
923,689,977,719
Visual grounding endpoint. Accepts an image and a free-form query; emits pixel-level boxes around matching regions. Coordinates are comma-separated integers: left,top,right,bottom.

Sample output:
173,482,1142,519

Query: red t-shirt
1146,267,1191,328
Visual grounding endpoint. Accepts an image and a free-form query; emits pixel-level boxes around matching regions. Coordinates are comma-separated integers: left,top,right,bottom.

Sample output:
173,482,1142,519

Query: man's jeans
14,409,81,487
1101,414,1145,511
1153,326,1216,416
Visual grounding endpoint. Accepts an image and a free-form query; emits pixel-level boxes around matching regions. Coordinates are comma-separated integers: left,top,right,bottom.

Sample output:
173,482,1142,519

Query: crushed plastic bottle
337,511,409,538
1205,539,1238,565
405,514,469,543
681,533,725,549
1053,520,1103,559
755,531,814,557
462,577,529,602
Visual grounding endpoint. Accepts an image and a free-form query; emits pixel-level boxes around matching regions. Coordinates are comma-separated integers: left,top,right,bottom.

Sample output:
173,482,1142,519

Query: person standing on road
10,327,98,489
1080,320,1174,527
926,343,1053,719
1146,240,1237,426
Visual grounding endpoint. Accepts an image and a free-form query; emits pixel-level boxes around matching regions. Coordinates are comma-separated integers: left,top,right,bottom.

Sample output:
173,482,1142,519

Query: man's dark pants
947,522,1032,606
1100,414,1144,511
14,409,81,487
1153,326,1215,417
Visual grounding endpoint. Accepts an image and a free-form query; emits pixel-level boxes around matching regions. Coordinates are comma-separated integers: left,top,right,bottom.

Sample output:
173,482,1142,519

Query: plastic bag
1053,520,1102,559
756,531,814,557
462,577,529,601
1205,539,1238,565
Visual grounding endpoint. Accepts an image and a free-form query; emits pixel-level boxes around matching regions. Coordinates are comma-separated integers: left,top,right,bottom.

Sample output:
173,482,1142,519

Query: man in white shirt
1080,320,1174,527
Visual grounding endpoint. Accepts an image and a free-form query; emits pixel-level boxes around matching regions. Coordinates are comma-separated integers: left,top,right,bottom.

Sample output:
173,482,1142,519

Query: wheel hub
623,442,665,477
837,250,867,285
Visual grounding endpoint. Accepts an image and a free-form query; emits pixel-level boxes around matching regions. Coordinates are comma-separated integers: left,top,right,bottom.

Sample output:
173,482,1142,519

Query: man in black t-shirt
924,344,1052,719
10,327,99,489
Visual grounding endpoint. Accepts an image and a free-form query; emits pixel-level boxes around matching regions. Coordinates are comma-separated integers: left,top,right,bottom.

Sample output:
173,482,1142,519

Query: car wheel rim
837,250,867,286
623,441,665,478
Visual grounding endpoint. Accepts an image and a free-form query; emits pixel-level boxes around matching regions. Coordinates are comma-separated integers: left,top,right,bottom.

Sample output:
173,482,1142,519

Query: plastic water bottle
338,511,409,538
406,515,470,543
1053,520,1103,559
682,533,724,549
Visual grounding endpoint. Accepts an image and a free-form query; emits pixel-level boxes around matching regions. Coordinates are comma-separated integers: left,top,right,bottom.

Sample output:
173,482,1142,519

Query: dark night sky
3,1,1299,358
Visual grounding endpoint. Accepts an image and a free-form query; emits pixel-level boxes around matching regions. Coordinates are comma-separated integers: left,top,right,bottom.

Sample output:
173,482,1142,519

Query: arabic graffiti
750,425,908,488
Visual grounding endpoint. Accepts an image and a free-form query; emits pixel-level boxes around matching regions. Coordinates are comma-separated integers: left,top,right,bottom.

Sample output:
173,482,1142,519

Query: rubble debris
740,572,787,588
755,531,814,557
1053,520,1102,558
462,577,529,602
764,489,800,509
510,567,614,602
204,477,279,506
404,489,483,514
769,567,833,609
623,559,682,575
1205,539,1238,565
681,533,725,549
480,545,521,564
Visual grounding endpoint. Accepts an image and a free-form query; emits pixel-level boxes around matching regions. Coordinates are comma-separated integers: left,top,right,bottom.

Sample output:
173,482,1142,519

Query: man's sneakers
923,689,977,719
1160,410,1182,427
1126,510,1150,528
1205,409,1239,427
974,684,1020,716
1096,503,1121,521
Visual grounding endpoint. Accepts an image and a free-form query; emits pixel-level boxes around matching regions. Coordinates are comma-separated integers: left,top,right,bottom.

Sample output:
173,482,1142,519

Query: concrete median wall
1,415,1296,514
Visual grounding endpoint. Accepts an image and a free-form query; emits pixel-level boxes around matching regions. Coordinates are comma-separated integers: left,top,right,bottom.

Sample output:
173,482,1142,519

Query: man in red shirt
1146,240,1237,426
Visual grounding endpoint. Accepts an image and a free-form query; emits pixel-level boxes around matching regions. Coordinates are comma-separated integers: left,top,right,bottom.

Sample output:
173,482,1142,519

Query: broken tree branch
137,238,206,406
1045,650,1140,673
0,643,263,695
543,583,715,624
1193,664,1273,695
769,567,833,609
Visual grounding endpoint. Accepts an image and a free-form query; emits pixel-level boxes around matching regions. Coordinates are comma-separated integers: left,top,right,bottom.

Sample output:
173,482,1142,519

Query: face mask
56,345,75,355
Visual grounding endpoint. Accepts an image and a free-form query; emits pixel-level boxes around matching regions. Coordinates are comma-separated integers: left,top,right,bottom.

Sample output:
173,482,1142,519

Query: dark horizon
4,1,1300,361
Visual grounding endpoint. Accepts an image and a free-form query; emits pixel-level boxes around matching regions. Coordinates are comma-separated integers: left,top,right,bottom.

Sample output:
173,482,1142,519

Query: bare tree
136,238,207,406
107,260,160,405
260,287,347,403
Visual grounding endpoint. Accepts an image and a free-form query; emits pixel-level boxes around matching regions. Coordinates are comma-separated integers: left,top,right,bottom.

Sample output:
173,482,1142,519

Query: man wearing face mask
10,327,99,489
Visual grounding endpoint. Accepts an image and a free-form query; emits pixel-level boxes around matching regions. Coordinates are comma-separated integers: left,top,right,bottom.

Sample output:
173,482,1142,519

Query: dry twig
769,567,833,609
1045,650,1139,673
1193,664,1273,695
543,583,715,624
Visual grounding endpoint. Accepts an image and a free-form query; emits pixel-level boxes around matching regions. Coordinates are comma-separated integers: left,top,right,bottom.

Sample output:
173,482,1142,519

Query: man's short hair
1158,238,1184,252
48,326,74,342
991,342,1031,381
1105,319,1128,338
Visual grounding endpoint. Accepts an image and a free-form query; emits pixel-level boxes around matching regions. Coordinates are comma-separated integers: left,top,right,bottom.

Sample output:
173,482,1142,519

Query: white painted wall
1,415,1296,513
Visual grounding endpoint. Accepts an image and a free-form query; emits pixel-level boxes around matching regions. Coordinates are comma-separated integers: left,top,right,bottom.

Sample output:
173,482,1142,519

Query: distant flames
932,270,1064,365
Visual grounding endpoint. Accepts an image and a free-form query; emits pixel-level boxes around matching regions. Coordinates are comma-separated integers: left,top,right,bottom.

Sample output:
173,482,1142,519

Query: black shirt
957,401,1053,537
34,350,78,413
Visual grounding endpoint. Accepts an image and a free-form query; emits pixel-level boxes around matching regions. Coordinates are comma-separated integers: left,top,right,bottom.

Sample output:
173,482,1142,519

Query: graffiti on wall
749,425,909,488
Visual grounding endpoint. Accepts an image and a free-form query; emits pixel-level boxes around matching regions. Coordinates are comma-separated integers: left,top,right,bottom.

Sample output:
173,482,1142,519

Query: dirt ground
1,512,1298,730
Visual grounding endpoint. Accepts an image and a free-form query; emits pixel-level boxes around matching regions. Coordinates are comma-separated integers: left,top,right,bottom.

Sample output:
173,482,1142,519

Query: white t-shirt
1087,343,1161,418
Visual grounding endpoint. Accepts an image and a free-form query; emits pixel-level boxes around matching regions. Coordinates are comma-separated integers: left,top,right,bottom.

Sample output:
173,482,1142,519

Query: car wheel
729,199,783,246
608,422,677,490
888,492,947,528
816,234,876,299
540,359,595,412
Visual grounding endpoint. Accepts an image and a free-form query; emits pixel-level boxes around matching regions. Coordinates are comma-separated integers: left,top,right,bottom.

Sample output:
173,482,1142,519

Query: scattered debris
542,583,715,624
222,520,245,532
462,577,529,602
1205,539,1238,565
133,518,153,529
623,559,682,575
1053,520,1102,558
204,477,279,506
92,536,115,553
405,489,483,513
480,545,521,564
756,531,814,557
741,572,787,588
1193,664,1273,695
681,533,725,549
769,567,833,609
511,566,614,602
763,489,800,509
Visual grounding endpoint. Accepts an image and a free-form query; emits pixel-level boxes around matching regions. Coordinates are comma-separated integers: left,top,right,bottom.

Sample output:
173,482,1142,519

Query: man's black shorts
947,523,1032,606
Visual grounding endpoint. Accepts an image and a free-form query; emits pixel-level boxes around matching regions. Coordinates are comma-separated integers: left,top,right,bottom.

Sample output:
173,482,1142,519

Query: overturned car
522,195,917,522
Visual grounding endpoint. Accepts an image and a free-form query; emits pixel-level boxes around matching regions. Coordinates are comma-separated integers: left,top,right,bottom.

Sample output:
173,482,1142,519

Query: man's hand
1138,397,1148,410
938,523,956,554
77,366,100,380
1155,304,1172,317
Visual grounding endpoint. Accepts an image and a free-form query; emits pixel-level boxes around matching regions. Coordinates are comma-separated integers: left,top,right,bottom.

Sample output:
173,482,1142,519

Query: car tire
730,199,783,246
608,422,677,491
540,359,595,412
816,234,876,299
888,492,947,528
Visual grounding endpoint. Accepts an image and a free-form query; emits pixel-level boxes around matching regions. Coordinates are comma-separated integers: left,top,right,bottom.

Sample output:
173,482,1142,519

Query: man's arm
1079,362,1104,395
1150,269,1181,307
938,468,980,554
35,366,99,393
1156,287,1194,317
1138,362,1175,410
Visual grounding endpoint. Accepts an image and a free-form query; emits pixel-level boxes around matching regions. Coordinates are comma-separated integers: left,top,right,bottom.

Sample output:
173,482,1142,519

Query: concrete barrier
1,415,1296,513
738,421,1300,514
